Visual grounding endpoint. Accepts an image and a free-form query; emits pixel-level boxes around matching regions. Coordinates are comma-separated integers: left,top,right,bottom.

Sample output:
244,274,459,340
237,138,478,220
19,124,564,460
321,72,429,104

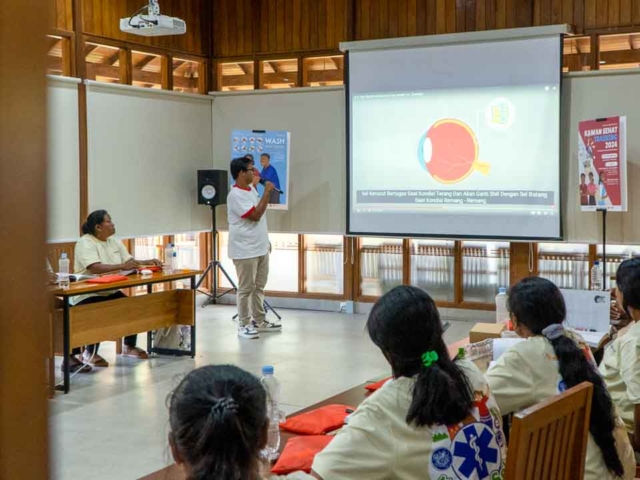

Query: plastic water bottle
591,261,603,291
164,244,174,273
58,253,70,289
495,287,509,324
172,248,178,271
260,365,281,461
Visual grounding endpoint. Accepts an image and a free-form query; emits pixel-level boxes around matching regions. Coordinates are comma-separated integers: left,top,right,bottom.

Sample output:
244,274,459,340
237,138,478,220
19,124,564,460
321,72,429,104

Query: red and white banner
578,116,627,212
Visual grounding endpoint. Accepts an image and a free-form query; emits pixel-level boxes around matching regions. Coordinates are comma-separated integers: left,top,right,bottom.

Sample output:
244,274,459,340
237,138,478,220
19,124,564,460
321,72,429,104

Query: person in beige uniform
311,285,507,480
69,210,161,371
167,364,312,480
486,277,635,480
600,258,640,452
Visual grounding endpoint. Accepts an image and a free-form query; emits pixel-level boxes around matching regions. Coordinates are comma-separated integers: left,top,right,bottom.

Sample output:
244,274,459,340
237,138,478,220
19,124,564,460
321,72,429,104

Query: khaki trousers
233,253,269,326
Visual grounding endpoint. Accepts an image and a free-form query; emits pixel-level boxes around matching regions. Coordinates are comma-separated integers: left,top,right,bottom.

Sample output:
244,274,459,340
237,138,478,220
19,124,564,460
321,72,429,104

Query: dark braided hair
509,277,624,477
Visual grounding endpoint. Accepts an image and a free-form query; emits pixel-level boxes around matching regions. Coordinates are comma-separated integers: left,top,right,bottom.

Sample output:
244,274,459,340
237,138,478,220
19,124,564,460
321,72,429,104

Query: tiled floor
50,296,477,480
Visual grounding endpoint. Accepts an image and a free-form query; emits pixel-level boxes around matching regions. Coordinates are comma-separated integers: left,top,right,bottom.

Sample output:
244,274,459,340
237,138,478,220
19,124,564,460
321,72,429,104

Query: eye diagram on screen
417,119,491,185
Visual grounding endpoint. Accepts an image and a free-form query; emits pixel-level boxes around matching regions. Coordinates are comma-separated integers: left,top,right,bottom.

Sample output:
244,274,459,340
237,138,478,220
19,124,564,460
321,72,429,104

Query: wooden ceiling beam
565,49,640,64
86,63,198,89
222,69,342,87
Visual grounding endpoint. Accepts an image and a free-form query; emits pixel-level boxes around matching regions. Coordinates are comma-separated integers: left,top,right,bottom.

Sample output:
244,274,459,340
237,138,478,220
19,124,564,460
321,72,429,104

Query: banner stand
597,208,607,291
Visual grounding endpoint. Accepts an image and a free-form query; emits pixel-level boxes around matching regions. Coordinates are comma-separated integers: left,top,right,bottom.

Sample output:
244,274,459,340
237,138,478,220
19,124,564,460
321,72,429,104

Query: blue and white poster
231,129,290,210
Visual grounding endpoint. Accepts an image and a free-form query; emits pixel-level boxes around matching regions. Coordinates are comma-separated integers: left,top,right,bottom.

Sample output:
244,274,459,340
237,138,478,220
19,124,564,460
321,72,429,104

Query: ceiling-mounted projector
120,0,186,37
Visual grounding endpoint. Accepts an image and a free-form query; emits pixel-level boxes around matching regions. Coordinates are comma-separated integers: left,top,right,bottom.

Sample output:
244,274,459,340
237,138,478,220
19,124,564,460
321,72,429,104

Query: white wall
47,77,80,242
563,70,640,244
86,83,213,238
211,87,346,234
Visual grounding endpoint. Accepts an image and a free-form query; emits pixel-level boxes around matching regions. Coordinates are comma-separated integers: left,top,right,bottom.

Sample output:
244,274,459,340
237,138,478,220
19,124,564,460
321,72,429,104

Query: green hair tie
421,350,439,368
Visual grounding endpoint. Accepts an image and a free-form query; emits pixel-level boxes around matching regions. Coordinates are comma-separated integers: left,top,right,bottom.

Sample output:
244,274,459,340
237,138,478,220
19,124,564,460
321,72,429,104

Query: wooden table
139,338,469,480
51,269,203,394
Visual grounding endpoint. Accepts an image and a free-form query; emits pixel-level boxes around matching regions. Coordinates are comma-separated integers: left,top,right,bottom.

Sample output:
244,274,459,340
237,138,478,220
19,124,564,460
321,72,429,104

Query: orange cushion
279,404,354,435
365,377,392,392
86,275,129,284
271,435,333,475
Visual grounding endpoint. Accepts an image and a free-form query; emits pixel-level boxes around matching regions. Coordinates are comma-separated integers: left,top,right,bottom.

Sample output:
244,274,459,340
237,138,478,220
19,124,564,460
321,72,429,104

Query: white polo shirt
312,360,507,480
227,184,269,260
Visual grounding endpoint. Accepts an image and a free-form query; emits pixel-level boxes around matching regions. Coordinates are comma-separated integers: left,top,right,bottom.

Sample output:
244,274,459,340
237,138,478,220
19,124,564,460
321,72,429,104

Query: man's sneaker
238,324,260,339
252,320,282,332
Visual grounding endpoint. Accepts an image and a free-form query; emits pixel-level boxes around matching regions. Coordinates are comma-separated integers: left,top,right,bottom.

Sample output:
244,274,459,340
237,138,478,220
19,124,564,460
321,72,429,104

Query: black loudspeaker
197,169,228,206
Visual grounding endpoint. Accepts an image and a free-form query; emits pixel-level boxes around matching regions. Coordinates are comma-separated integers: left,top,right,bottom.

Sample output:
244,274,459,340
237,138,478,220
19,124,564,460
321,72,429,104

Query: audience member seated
167,364,312,480
67,209,161,372
600,258,640,453
310,285,507,480
486,277,635,480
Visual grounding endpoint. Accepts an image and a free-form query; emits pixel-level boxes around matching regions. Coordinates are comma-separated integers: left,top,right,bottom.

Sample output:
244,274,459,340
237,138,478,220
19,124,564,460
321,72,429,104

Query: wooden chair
505,382,593,480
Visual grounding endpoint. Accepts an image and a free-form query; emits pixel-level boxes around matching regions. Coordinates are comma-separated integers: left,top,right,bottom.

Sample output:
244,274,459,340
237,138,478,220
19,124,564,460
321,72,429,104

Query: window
218,61,255,91
360,238,403,297
260,59,298,89
538,243,589,290
173,58,202,93
132,51,162,89
47,35,66,76
597,244,640,285
174,233,201,270
304,235,343,294
133,236,165,294
563,36,592,72
85,43,121,84
302,55,344,87
218,232,299,292
410,240,455,303
462,241,510,303
267,234,299,292
599,33,640,71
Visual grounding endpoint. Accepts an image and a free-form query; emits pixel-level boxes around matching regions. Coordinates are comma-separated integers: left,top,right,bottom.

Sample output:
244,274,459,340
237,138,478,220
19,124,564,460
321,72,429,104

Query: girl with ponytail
600,258,640,451
310,285,506,480
168,364,312,480
486,277,635,479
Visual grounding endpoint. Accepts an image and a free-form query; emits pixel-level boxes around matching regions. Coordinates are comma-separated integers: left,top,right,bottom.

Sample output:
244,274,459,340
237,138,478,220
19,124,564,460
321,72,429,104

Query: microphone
259,178,283,194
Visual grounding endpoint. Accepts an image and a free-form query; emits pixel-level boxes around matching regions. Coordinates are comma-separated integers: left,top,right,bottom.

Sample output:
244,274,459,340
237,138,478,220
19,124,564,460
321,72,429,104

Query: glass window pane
305,235,343,294
538,243,589,290
462,241,510,303
360,238,403,297
563,36,592,72
218,232,299,292
134,236,165,293
597,244,640,284
85,43,121,84
410,240,455,302
260,59,298,89
132,51,162,89
599,33,640,71
302,55,344,87
47,36,64,76
174,233,201,270
173,58,201,93
219,61,255,91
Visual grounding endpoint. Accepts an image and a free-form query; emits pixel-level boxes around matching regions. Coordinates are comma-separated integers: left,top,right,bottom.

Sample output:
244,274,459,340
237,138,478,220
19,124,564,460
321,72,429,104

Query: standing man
579,173,589,206
227,157,282,339
259,153,282,204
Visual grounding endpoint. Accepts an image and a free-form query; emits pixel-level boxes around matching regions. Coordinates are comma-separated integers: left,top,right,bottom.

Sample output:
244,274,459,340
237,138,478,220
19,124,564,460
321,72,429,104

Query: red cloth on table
271,435,333,475
279,404,354,435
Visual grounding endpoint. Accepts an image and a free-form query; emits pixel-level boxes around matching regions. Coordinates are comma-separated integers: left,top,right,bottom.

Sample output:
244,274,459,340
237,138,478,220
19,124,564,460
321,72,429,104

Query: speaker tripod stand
195,203,281,323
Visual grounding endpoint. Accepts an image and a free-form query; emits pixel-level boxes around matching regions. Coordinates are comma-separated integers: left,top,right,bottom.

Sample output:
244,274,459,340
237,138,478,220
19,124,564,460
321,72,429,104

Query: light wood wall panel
52,0,74,31
213,0,351,57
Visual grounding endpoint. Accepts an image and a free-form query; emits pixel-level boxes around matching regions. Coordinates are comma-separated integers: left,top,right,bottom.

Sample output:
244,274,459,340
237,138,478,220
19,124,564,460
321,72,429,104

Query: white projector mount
120,0,186,37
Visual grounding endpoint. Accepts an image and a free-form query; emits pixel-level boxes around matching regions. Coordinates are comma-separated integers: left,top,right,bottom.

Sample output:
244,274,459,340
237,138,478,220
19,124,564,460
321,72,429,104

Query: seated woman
486,277,635,480
310,285,506,479
168,364,311,480
600,258,640,452
69,209,160,371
